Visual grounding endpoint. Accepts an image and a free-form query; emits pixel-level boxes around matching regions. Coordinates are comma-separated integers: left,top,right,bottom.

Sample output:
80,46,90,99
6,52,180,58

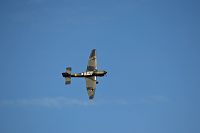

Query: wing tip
90,49,96,58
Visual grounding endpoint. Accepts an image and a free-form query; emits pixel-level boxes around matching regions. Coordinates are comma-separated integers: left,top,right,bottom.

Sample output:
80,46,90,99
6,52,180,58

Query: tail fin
62,67,72,85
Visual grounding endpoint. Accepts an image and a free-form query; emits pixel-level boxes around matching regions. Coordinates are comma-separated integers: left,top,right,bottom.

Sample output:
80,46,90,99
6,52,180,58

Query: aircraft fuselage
62,70,107,78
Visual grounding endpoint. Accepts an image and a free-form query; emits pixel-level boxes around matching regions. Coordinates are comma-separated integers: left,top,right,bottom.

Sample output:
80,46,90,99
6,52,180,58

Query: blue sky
0,0,200,133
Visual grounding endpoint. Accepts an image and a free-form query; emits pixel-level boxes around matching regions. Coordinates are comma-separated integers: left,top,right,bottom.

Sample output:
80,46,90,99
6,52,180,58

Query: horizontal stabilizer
66,67,71,74
65,77,71,85
63,67,72,84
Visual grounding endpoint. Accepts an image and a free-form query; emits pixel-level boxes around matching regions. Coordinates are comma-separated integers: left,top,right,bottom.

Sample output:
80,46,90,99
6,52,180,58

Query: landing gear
96,81,99,84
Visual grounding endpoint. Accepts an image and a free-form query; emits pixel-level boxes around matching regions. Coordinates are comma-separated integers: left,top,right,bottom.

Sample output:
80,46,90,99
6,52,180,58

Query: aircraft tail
66,67,71,75
62,67,72,85
65,77,71,85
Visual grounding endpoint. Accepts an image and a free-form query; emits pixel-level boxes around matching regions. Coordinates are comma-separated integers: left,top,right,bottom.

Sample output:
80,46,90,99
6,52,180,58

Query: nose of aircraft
104,71,107,74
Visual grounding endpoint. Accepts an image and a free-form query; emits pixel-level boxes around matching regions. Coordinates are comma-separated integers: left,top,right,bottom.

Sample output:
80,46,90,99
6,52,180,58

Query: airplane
62,49,107,100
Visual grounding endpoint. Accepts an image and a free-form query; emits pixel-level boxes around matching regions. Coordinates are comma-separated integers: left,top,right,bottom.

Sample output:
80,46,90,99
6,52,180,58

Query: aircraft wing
87,49,97,71
85,76,96,99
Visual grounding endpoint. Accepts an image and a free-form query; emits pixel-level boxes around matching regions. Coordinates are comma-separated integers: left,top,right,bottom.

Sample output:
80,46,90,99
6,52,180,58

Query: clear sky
0,0,200,133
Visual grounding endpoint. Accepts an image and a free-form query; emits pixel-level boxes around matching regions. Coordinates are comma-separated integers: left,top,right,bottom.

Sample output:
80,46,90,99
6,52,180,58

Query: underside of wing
85,76,96,100
87,49,97,71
